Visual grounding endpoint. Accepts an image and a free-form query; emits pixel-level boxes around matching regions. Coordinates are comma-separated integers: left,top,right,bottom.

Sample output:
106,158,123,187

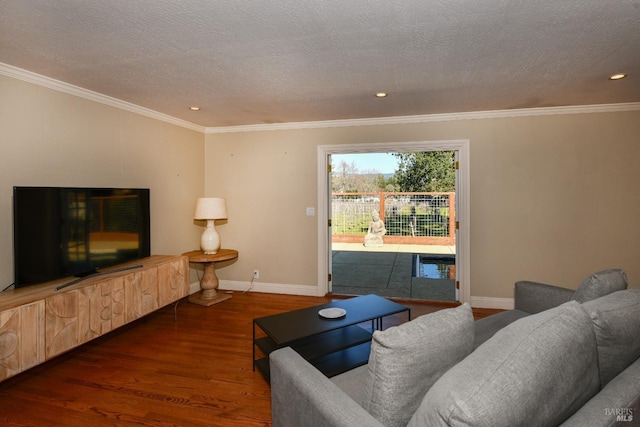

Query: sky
332,153,399,174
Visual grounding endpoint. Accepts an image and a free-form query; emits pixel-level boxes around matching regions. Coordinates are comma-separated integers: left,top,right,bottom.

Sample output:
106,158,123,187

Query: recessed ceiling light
375,92,388,98
189,106,201,111
609,73,627,81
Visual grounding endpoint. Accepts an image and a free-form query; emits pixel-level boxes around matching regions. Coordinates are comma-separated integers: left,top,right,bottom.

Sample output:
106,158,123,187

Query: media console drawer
0,255,188,382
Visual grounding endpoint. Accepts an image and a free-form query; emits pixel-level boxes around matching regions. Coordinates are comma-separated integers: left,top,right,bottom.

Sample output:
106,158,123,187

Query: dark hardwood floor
0,291,501,426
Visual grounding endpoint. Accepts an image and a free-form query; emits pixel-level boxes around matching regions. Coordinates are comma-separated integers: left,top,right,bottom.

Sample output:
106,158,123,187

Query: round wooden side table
183,249,238,306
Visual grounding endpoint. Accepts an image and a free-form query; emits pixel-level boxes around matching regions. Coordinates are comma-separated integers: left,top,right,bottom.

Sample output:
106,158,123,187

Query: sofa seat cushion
582,288,640,386
571,269,628,303
330,364,368,403
362,303,474,427
409,301,600,427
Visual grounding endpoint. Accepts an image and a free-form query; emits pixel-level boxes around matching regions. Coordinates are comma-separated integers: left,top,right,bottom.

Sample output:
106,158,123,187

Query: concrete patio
331,243,457,301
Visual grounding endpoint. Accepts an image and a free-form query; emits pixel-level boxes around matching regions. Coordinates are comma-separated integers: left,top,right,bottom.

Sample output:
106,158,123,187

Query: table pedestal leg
189,262,232,306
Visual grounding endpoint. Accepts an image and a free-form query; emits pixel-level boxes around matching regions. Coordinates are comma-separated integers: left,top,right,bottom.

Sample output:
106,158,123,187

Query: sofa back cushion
582,288,640,387
408,301,600,427
361,303,474,427
571,269,628,303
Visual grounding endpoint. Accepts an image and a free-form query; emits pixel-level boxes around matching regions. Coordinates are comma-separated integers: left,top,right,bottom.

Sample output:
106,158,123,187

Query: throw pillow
361,303,474,427
571,268,628,303
408,301,600,427
582,288,640,386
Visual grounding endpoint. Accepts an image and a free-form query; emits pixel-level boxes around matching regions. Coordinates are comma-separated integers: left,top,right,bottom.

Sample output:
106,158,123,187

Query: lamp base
200,220,221,254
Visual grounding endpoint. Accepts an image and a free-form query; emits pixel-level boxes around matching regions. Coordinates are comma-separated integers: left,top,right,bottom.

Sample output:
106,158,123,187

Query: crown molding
0,62,206,133
206,102,640,134
3,62,638,136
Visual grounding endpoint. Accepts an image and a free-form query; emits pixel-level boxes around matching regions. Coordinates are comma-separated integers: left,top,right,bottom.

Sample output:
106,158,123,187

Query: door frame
317,140,471,303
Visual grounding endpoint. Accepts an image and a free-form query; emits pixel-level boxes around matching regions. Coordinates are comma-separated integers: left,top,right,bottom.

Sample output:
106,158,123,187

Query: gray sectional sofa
270,269,640,426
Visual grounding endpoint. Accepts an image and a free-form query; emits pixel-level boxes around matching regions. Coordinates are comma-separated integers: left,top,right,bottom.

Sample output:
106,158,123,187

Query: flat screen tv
13,186,150,288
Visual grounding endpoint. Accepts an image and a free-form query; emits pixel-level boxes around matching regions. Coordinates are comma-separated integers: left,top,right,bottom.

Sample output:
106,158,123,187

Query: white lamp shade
194,198,227,220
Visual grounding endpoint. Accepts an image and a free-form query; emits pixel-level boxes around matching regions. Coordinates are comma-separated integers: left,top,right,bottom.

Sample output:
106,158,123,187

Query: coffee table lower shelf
255,341,372,382
254,325,373,382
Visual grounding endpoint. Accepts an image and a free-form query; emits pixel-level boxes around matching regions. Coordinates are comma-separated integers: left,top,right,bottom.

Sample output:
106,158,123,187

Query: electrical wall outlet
253,270,259,279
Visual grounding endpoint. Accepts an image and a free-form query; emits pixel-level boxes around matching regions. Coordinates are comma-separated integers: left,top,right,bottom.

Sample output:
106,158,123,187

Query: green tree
393,151,455,192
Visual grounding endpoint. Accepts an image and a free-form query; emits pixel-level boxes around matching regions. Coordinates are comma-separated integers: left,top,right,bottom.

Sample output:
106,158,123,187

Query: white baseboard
188,282,201,295
221,280,324,296
190,280,324,297
470,296,514,310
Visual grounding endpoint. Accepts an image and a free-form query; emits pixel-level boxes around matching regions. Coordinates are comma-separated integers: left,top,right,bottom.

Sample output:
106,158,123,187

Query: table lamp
194,197,227,254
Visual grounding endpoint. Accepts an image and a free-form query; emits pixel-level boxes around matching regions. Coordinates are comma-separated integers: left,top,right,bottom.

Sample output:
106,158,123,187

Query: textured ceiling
1,0,639,128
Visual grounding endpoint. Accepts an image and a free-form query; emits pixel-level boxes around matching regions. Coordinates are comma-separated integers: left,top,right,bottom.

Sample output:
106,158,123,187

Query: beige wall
205,110,640,300
0,74,205,288
3,71,637,302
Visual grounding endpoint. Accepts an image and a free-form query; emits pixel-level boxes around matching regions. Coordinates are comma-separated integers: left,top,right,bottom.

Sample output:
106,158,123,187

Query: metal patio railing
331,192,455,245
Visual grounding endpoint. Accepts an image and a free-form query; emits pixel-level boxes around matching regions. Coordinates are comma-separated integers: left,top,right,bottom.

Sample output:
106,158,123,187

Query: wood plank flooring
0,291,501,426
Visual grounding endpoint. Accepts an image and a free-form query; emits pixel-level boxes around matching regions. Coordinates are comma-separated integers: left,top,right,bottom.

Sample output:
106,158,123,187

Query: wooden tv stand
0,255,189,382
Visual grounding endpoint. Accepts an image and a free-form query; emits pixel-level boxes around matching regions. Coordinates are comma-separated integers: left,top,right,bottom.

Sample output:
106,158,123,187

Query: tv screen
13,187,150,288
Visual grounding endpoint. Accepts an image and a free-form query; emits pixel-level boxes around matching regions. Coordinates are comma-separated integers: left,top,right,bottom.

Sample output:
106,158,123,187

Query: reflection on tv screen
13,187,150,288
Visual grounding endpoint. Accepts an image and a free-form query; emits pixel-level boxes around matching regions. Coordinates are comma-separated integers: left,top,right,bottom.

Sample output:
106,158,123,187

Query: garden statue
364,210,386,247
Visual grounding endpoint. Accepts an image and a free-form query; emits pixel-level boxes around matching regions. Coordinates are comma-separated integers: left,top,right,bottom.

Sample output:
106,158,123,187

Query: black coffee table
253,294,410,382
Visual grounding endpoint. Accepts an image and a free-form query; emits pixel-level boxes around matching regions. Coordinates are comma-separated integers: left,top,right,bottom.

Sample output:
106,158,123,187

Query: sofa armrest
514,281,574,314
270,347,383,427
